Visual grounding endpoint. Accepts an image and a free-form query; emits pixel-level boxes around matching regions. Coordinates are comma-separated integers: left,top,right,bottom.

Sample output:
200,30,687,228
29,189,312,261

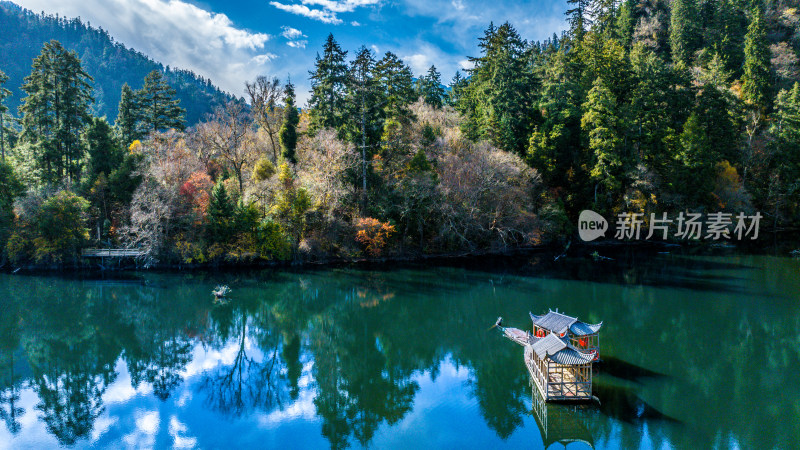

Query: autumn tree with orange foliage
355,217,396,256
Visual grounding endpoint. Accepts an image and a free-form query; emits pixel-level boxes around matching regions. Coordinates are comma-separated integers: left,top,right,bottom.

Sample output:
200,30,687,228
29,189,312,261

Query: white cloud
281,26,308,48
281,26,305,39
270,2,343,24
270,0,380,24
301,0,380,13
458,59,473,71
350,20,361,26
252,53,279,64
397,40,469,83
404,53,431,75
17,0,277,96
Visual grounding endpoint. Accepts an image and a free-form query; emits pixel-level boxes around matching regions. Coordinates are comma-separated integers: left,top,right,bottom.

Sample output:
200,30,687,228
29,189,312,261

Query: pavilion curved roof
529,310,602,336
529,333,595,365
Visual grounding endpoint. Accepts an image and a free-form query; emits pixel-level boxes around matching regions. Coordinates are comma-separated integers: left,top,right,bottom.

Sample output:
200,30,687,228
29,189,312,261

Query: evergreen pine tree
769,83,800,189
85,117,122,180
676,112,715,204
566,0,591,40
582,77,624,196
591,0,619,35
207,181,235,243
308,34,349,133
374,51,416,123
527,49,583,187
279,81,299,164
742,7,771,108
464,22,534,154
19,40,93,183
0,69,11,159
713,0,746,75
345,46,382,213
116,83,140,146
615,0,637,47
628,45,681,171
447,71,467,107
418,65,446,109
138,70,185,134
670,0,700,67
771,83,800,150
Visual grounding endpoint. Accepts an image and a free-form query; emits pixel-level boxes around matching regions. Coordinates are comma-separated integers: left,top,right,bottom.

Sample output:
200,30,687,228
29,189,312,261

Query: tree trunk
0,113,4,160
361,101,367,215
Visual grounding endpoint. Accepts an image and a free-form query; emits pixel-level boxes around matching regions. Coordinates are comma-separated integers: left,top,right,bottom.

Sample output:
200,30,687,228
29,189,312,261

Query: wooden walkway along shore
81,248,144,258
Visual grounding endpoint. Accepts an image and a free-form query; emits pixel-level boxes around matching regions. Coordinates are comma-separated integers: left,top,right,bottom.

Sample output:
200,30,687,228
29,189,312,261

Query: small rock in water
213,284,231,297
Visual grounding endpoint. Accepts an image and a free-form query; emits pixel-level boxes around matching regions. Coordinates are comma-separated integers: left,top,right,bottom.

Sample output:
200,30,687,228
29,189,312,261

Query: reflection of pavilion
531,382,595,449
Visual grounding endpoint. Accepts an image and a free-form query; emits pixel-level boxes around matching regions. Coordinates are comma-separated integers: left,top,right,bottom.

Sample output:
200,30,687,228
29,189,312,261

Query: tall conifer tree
115,83,140,146
19,40,93,183
309,34,349,133
742,7,770,108
138,70,185,133
670,0,700,66
279,81,299,164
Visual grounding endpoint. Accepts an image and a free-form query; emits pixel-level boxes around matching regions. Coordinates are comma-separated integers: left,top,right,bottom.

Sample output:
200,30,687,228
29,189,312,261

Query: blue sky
15,0,568,104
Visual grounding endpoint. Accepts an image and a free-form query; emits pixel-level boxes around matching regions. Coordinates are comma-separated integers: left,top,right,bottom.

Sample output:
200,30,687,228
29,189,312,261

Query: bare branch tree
246,76,283,162
194,102,255,193
121,178,175,267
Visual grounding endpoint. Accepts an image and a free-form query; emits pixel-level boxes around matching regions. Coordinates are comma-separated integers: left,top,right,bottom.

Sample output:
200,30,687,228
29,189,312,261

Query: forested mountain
0,1,236,124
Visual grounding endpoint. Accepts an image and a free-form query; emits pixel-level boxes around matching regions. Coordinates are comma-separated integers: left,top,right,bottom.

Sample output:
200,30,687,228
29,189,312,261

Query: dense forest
0,0,798,268
0,1,236,125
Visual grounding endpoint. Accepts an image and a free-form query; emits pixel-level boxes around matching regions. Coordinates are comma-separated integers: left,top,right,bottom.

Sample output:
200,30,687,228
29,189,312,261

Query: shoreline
6,238,796,275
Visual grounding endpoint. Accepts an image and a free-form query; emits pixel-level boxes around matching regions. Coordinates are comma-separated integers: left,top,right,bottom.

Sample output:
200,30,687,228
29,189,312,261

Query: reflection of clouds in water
181,339,243,378
259,387,317,426
175,390,192,408
2,389,47,446
90,416,117,442
104,360,153,404
169,415,197,449
122,409,159,447
298,361,314,389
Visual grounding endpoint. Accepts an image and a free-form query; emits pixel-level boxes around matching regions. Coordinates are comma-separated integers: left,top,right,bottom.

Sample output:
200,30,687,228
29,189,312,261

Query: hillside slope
0,1,237,126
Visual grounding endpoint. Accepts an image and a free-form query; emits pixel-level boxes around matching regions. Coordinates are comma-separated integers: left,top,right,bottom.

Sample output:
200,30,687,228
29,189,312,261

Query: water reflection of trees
198,297,287,417
0,269,559,448
0,292,24,435
16,281,119,445
118,289,195,401
310,310,418,449
0,255,798,449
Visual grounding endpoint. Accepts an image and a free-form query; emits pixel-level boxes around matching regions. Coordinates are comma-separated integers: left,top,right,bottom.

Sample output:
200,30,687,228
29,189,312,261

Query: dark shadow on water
593,383,680,425
378,247,764,295
598,356,668,385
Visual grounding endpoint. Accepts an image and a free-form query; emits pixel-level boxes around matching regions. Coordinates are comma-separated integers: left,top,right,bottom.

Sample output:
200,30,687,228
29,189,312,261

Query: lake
0,250,798,449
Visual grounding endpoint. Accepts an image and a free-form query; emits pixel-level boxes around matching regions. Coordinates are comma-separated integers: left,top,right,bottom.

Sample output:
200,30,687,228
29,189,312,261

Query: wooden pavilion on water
530,309,602,359
498,308,602,402
525,333,595,401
